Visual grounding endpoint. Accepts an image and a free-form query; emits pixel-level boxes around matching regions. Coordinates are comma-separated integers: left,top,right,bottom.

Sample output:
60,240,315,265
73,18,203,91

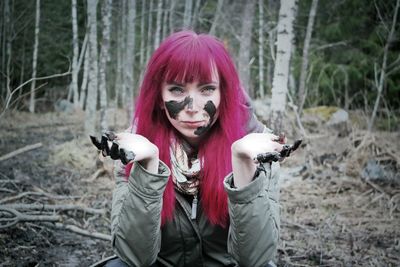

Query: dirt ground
0,110,399,267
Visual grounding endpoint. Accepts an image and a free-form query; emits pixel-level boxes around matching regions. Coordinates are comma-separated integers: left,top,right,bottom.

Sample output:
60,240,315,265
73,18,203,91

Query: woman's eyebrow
199,81,219,86
167,82,185,87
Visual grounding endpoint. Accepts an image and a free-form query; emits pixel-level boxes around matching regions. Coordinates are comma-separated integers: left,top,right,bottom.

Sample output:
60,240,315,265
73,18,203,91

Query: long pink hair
126,31,249,227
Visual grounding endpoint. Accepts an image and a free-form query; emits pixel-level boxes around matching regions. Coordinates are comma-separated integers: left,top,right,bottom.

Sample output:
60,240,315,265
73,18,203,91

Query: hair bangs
163,40,215,85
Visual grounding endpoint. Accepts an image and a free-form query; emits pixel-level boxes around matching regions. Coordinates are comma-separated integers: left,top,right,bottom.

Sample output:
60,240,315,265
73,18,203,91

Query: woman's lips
181,121,205,128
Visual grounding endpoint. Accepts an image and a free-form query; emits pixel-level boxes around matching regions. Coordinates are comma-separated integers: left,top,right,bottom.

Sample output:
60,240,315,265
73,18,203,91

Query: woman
92,31,285,267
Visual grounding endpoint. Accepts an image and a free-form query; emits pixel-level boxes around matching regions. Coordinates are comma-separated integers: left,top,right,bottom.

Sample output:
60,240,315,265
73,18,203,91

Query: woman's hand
231,133,284,189
90,132,159,174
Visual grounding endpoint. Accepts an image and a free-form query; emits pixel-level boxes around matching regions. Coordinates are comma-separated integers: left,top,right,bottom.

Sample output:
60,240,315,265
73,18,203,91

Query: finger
255,151,281,163
120,148,136,165
110,142,120,160
101,135,110,156
89,136,103,150
104,131,117,141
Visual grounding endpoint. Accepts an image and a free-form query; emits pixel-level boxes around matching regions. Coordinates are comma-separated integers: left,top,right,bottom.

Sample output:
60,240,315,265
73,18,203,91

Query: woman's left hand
231,133,284,189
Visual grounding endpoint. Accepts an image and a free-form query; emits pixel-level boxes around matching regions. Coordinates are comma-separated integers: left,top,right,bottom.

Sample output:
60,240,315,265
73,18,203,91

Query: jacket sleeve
223,162,280,267
111,160,171,267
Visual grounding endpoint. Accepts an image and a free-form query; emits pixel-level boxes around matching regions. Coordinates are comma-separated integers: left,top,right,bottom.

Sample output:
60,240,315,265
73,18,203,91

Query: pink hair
126,31,249,227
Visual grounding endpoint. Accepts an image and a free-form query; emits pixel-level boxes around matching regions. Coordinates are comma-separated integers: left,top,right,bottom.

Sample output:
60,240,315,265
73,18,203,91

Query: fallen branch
0,207,61,229
44,222,111,241
0,204,106,215
0,191,81,204
0,143,42,162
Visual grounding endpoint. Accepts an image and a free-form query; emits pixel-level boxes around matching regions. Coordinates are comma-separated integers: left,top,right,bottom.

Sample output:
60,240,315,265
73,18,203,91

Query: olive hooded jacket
110,157,280,267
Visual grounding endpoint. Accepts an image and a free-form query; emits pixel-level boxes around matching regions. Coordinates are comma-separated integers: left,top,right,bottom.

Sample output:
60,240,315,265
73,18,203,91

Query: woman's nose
185,96,199,113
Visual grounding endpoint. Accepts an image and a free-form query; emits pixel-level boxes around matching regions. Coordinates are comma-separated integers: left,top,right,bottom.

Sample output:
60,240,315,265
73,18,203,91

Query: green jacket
110,159,280,267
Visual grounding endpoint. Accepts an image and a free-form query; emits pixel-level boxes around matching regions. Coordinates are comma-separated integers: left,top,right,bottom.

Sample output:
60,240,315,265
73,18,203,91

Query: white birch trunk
192,0,201,29
139,0,146,69
120,0,127,104
84,0,99,135
99,0,113,130
29,0,40,113
154,0,163,49
71,0,80,107
368,0,399,132
183,0,193,28
169,0,176,34
269,0,297,133
80,44,89,109
209,0,223,35
238,0,256,95
258,0,265,98
146,0,154,63
298,0,318,115
125,0,136,117
162,0,169,39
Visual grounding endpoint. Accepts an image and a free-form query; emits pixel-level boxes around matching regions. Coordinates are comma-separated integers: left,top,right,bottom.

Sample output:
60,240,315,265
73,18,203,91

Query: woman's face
161,71,221,146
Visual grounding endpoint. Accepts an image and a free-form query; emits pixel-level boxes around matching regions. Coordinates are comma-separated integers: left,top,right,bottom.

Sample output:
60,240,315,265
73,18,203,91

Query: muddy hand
89,131,136,165
255,139,302,163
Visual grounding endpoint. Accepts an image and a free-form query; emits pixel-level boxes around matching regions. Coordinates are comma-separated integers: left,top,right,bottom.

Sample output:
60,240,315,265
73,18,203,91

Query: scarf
170,139,200,195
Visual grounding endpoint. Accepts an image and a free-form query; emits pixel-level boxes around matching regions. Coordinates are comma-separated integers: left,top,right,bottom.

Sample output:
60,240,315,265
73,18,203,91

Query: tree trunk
154,0,163,49
162,0,169,39
80,44,89,109
139,0,146,69
238,0,256,95
125,0,136,117
183,0,193,28
209,0,223,35
258,0,265,98
368,0,399,132
99,0,113,130
269,0,297,133
146,0,154,63
161,0,169,39
169,0,176,34
192,0,201,29
266,0,279,91
84,0,99,135
29,0,40,113
70,0,80,107
298,0,318,115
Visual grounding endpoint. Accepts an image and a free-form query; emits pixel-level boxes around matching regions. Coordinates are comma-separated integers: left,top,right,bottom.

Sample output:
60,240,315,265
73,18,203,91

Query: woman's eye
201,86,216,94
169,87,184,94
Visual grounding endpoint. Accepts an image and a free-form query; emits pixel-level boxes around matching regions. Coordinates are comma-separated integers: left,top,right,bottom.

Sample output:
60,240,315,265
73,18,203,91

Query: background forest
0,0,399,266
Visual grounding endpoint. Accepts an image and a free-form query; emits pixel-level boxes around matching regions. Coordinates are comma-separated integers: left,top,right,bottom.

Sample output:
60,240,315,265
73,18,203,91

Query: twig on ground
0,191,81,204
0,207,61,229
0,203,106,215
44,222,111,241
0,143,42,162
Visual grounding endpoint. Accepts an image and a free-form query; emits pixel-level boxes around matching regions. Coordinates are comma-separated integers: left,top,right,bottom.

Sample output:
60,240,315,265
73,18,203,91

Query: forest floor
0,109,399,267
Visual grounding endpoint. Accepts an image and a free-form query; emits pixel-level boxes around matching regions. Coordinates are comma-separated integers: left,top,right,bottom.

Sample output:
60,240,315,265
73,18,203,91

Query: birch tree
368,0,399,132
29,0,41,113
139,0,146,69
154,0,163,49
169,0,176,34
146,0,154,63
80,45,89,109
209,0,224,35
162,0,169,39
298,0,319,115
70,0,80,107
183,0,193,28
238,0,256,94
258,0,265,98
84,0,99,134
125,0,136,116
269,0,297,133
99,0,113,130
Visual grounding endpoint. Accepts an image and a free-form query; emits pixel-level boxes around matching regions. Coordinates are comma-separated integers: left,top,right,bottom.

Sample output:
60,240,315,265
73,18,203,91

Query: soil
0,110,399,266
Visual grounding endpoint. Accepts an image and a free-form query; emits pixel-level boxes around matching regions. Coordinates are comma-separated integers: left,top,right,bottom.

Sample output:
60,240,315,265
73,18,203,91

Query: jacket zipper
191,194,198,220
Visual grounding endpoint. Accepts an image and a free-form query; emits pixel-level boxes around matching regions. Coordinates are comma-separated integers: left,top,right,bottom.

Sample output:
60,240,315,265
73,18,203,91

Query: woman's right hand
90,132,159,174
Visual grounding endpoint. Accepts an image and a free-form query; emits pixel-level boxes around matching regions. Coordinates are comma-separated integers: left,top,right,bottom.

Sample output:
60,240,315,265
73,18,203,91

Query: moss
303,106,340,121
